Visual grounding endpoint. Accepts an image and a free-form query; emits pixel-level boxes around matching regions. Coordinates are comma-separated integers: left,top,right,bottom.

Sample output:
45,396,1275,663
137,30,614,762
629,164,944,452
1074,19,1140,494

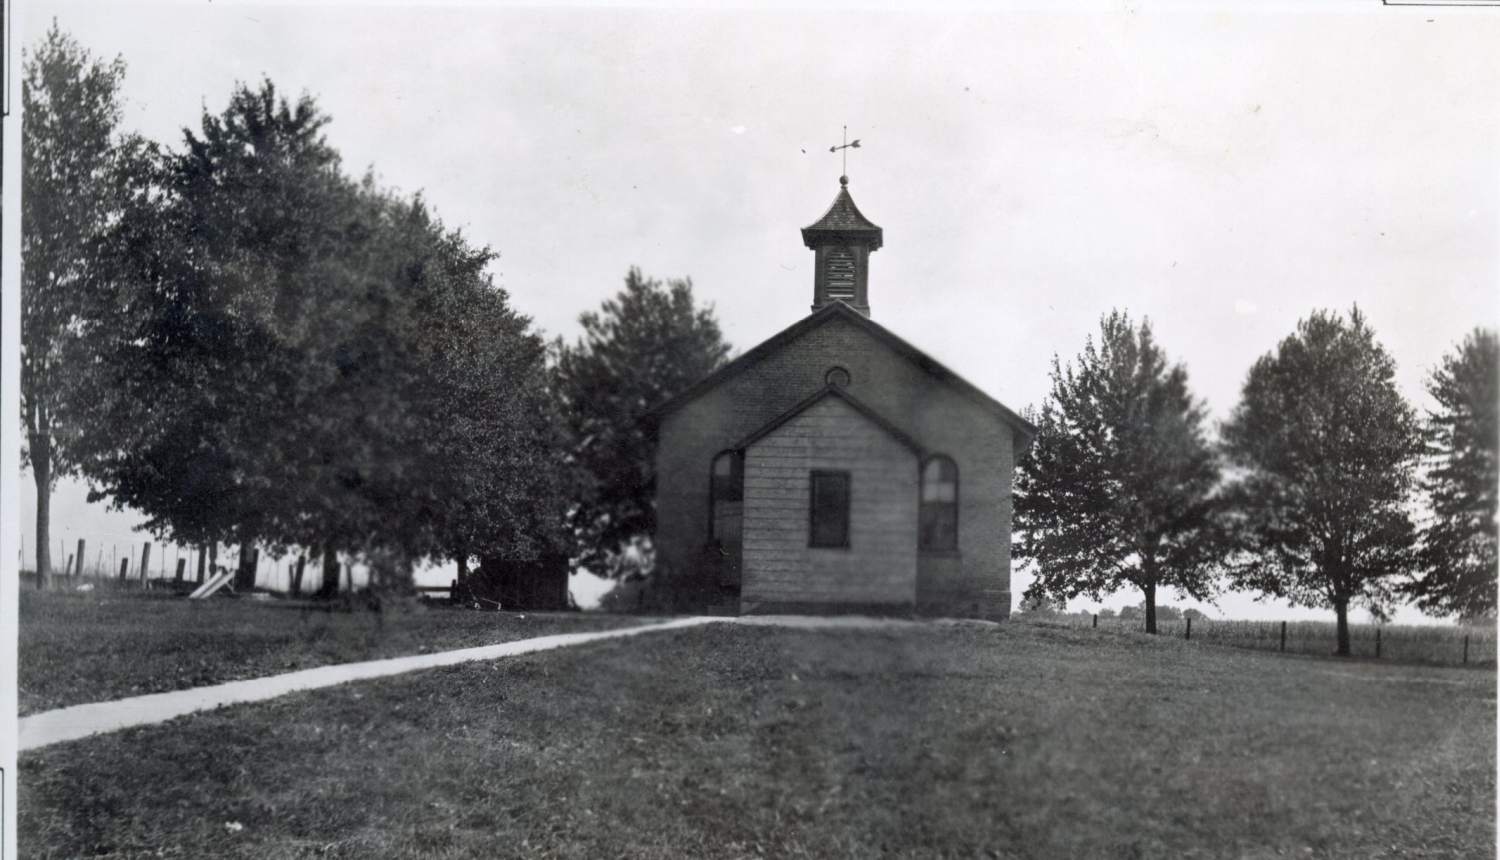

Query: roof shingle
802,178,883,250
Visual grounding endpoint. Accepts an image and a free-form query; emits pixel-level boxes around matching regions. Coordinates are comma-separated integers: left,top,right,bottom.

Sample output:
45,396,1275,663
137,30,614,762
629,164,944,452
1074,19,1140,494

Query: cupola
802,175,883,317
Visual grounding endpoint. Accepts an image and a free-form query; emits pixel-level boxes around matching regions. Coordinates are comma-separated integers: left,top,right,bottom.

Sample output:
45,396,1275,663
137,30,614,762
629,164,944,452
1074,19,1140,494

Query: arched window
919,456,958,552
825,366,851,388
710,451,744,545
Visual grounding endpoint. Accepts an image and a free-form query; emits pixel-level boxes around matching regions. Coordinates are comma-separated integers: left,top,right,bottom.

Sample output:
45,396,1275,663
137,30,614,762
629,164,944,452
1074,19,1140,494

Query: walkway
19,614,913,752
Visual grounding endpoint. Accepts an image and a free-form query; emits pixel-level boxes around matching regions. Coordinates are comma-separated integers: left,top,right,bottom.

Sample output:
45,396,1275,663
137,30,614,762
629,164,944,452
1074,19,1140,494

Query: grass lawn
20,620,1495,858
18,589,648,715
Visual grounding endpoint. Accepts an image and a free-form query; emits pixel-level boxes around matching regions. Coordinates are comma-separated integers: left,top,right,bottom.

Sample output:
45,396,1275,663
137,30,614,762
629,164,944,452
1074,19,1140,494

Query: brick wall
740,396,918,611
655,312,1019,619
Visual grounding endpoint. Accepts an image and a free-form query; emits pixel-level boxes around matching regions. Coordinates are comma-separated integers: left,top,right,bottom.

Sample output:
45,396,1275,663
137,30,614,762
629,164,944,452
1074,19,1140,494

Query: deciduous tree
84,80,567,593
1016,311,1225,633
21,23,135,583
1406,328,1498,620
82,79,353,564
1221,308,1422,656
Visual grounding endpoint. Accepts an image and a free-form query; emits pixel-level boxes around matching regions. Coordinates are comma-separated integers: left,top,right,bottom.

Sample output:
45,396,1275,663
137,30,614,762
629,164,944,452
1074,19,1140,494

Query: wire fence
1029,613,1497,667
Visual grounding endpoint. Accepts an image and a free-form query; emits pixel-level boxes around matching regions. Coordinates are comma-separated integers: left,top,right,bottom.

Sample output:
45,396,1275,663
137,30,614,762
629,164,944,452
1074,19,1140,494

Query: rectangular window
809,470,851,548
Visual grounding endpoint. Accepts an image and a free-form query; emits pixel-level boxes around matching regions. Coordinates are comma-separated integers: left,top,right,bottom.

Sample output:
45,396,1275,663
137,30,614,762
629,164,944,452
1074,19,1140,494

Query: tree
1406,328,1499,620
1017,593,1060,615
1221,307,1422,656
81,79,356,566
1016,310,1226,634
344,192,569,579
21,24,135,583
82,80,566,593
552,268,731,574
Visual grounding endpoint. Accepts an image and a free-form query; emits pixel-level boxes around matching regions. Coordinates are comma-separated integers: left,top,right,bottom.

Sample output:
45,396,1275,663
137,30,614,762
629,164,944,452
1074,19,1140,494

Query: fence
17,532,379,596
1031,613,1497,667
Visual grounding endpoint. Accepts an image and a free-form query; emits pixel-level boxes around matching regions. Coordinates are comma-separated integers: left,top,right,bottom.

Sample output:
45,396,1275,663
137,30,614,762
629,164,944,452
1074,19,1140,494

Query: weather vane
829,125,861,178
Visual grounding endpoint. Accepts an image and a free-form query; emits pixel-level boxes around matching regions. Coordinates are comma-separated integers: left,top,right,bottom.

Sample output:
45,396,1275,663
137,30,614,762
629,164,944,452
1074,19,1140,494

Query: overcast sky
18,1,1500,620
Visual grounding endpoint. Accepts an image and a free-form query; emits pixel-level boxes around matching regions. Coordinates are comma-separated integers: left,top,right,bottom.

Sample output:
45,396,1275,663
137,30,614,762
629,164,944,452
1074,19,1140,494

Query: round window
825,366,851,388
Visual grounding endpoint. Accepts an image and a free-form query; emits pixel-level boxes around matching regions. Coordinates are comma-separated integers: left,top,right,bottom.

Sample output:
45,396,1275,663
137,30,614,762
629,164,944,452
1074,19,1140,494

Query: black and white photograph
1,0,1497,857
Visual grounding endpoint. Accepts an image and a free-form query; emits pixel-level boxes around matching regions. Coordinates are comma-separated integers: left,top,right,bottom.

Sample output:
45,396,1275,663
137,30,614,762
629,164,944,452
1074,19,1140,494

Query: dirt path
19,614,909,751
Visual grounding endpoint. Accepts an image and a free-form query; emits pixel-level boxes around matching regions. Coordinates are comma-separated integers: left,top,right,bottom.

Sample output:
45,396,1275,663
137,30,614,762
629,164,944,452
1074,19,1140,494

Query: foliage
1015,310,1226,633
20,23,138,577
1220,307,1423,656
552,267,731,574
79,79,351,553
78,79,564,580
1122,600,1188,621
1017,593,1061,615
1406,328,1499,620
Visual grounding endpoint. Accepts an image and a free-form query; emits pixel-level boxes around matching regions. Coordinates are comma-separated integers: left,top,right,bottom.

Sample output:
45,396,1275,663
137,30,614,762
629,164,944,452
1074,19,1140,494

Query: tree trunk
33,456,51,588
320,546,339,599
1334,596,1351,657
235,544,255,591
1143,581,1158,635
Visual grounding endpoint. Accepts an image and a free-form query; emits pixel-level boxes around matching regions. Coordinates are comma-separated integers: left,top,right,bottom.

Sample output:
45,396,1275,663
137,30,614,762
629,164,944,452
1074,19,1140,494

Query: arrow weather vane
829,125,861,176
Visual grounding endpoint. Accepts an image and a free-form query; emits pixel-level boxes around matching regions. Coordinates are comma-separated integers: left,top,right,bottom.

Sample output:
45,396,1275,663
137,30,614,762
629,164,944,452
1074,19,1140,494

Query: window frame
807,469,852,549
919,455,960,553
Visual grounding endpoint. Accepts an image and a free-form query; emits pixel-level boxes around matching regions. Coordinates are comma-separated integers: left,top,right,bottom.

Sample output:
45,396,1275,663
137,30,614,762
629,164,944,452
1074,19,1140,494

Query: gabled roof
801,179,883,250
731,384,924,456
652,301,1037,444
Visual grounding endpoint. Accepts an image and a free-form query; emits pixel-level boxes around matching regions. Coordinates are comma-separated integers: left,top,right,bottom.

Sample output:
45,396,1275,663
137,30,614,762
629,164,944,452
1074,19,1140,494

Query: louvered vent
826,248,856,300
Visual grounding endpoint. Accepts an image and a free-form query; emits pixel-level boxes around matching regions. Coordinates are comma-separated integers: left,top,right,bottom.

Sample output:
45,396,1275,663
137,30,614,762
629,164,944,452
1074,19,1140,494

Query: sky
15,0,1500,620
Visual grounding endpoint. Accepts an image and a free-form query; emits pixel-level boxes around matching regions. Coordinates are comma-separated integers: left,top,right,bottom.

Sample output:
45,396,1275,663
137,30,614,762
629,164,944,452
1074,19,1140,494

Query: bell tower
802,175,883,317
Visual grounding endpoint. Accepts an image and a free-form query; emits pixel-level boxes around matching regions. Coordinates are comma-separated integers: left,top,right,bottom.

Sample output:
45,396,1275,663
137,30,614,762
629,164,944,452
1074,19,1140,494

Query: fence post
139,543,152,588
291,555,306,597
1463,635,1470,665
1375,627,1382,659
174,558,186,584
75,539,86,579
119,557,129,581
1279,620,1287,652
1185,616,1192,641
197,546,207,585
1092,614,1098,629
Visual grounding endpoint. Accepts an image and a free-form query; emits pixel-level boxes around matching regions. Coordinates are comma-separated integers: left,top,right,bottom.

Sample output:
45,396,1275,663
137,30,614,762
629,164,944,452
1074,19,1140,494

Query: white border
0,0,21,855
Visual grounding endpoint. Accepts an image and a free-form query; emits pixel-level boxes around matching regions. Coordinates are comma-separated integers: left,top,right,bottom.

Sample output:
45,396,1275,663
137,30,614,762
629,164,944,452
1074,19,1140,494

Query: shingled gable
730,384,925,456
651,301,1037,443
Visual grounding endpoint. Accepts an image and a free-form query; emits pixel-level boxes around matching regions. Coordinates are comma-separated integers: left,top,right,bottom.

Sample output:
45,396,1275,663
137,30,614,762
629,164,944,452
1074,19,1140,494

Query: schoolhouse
652,176,1034,619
